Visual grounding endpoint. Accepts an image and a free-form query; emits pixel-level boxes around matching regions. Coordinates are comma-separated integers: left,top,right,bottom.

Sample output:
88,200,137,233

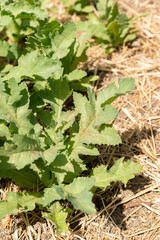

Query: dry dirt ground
0,0,160,239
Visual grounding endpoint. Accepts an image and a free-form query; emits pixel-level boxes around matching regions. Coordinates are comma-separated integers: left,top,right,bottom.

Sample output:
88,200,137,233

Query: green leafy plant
0,1,142,235
63,0,139,53
0,64,142,233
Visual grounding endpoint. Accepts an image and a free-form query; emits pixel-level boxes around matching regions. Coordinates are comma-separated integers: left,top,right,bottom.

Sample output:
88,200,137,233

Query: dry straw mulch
0,0,160,239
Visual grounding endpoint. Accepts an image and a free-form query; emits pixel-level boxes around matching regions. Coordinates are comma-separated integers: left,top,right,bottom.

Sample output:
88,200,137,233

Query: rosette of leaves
0,1,142,235
0,45,142,233
75,0,138,53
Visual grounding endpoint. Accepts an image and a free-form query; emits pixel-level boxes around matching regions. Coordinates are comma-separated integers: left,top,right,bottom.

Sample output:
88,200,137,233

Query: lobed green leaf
0,192,43,219
92,158,142,189
42,202,68,235
3,51,62,82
